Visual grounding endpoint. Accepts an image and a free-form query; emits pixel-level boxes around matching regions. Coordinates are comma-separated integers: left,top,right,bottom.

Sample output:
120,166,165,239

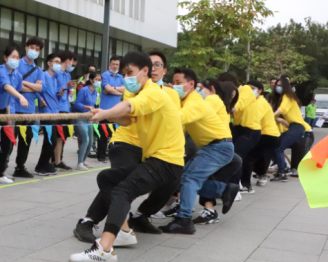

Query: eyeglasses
152,63,164,69
51,60,61,64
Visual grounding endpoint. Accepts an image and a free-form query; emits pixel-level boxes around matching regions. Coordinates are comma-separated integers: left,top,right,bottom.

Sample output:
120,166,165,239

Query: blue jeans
75,119,93,164
305,117,315,128
275,123,305,174
177,141,234,218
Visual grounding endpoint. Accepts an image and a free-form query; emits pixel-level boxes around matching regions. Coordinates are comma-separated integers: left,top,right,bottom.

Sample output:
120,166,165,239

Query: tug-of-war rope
0,113,94,122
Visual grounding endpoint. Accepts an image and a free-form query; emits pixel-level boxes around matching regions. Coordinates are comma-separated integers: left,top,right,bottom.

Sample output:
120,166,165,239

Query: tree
172,0,273,79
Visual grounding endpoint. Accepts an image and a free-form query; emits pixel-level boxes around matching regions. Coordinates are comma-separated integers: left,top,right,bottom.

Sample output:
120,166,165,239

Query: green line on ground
0,179,41,189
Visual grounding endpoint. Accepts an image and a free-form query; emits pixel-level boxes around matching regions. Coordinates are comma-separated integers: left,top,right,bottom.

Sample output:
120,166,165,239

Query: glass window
69,27,78,46
123,42,129,55
38,18,48,39
0,8,12,52
49,22,58,53
78,29,86,48
116,40,123,56
95,34,102,69
60,25,69,44
87,32,94,50
13,11,24,49
26,15,36,39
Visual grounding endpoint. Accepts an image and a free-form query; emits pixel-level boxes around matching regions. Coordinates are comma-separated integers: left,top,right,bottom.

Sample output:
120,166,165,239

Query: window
0,8,12,57
95,34,102,69
26,15,36,39
116,40,123,56
38,18,48,61
123,42,129,55
49,22,58,54
59,24,69,51
13,11,24,52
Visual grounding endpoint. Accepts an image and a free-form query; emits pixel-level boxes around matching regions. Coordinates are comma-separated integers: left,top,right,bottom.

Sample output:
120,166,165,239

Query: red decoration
57,125,66,143
101,124,109,138
3,126,17,146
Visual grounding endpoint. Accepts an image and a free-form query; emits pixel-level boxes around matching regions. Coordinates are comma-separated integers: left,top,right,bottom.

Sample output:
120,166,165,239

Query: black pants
290,132,314,169
97,120,115,160
36,121,58,169
15,113,34,169
199,153,242,207
233,125,261,159
86,142,142,224
241,135,280,187
0,109,14,174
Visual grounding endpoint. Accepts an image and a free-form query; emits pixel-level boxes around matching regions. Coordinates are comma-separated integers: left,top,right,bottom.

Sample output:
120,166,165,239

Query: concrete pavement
0,128,327,262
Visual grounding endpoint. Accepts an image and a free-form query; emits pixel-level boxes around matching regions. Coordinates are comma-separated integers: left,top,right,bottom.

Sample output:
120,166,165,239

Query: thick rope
0,113,94,122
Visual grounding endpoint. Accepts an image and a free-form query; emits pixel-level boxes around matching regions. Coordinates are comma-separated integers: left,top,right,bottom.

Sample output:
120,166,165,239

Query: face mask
86,77,89,81
275,86,283,94
196,87,201,92
173,82,190,99
66,64,75,73
156,79,164,86
292,87,296,92
199,89,207,100
253,89,259,98
27,49,39,60
124,70,143,94
110,69,118,74
52,64,61,73
93,81,101,88
7,58,19,70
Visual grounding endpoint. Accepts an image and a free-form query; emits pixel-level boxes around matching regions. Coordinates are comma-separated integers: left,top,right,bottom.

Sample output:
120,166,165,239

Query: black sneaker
54,162,72,171
221,183,240,214
270,173,289,182
159,217,196,234
73,219,97,243
34,167,49,176
163,199,180,217
193,209,219,225
13,167,34,178
46,163,58,175
128,213,162,234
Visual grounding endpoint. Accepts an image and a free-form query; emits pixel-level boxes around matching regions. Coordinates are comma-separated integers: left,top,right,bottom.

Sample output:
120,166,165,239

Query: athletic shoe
163,199,180,217
234,192,242,201
193,209,219,225
159,217,196,234
285,168,292,176
0,176,13,184
70,239,117,262
256,176,267,186
4,171,15,181
290,168,298,177
240,186,255,194
151,211,166,219
46,164,58,175
113,229,137,247
34,168,49,176
83,162,94,168
127,213,162,234
55,162,73,171
13,167,34,178
270,173,289,182
76,163,88,171
221,183,240,214
268,164,278,173
73,219,97,243
97,159,108,163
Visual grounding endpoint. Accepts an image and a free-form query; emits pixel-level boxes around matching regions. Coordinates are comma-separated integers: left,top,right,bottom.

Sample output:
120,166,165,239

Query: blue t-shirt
15,56,45,114
55,69,71,113
73,86,97,113
99,71,124,110
39,71,60,114
0,64,23,110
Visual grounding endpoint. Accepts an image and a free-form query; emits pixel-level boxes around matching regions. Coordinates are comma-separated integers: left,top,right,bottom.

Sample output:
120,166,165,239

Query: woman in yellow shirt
269,76,306,182
240,80,281,192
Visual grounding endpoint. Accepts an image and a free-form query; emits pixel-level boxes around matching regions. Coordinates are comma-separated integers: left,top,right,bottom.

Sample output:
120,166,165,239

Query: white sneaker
256,176,267,186
83,162,94,168
0,176,13,184
70,239,118,261
151,211,166,219
234,192,242,201
113,229,137,247
76,163,88,171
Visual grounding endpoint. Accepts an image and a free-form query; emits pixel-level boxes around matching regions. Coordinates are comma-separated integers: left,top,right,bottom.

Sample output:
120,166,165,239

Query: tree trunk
246,40,251,82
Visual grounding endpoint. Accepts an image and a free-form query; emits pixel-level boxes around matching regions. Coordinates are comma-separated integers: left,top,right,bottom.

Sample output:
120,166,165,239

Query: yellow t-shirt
161,85,181,110
205,94,230,131
257,96,280,137
180,90,232,148
277,123,288,134
304,121,312,132
129,79,185,166
234,85,261,130
279,95,309,130
110,91,140,147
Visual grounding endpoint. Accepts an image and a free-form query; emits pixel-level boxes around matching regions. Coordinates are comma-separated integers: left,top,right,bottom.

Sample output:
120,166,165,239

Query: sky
178,0,328,31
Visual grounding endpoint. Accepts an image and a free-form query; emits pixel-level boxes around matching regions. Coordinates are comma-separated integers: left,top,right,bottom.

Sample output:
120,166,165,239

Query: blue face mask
66,64,75,73
196,87,201,92
253,89,259,98
93,81,101,88
173,82,190,99
7,58,19,70
156,79,164,86
27,49,39,60
199,89,207,100
124,71,143,94
275,86,283,94
109,69,118,75
52,64,61,73
86,77,89,81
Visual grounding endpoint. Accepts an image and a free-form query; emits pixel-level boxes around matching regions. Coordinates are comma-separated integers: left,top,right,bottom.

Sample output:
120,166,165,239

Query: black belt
209,138,233,145
0,108,7,114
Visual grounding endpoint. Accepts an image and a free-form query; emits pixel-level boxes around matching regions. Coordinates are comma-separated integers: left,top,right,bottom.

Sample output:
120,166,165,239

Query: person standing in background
305,99,317,128
97,56,125,163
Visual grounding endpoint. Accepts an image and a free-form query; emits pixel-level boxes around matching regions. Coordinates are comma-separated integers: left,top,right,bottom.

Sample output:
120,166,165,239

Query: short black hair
120,51,152,78
58,51,74,62
85,71,102,86
217,72,240,87
88,64,97,71
4,43,20,57
174,68,198,88
149,51,167,68
247,80,264,92
110,56,121,63
26,37,44,50
270,78,277,82
46,53,60,63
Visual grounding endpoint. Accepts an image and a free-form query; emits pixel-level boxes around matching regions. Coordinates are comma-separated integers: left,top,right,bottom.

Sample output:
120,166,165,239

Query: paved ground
0,128,328,262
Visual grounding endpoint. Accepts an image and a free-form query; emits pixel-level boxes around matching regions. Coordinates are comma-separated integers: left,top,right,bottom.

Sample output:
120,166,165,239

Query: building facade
0,0,178,77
